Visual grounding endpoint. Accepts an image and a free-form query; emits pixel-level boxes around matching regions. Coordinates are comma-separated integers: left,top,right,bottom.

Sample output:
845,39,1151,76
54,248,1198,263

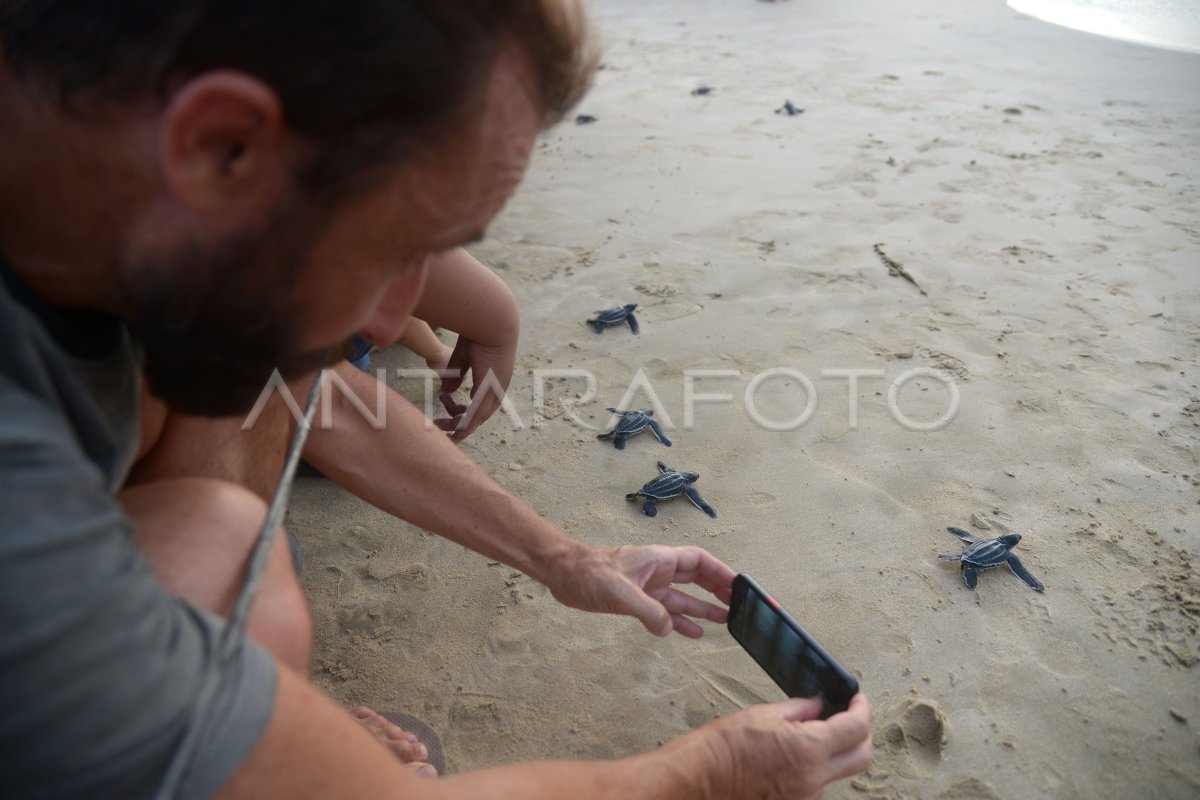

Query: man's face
124,44,543,416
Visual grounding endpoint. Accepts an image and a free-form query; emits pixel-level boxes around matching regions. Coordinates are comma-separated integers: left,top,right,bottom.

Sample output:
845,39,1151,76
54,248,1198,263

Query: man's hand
436,334,517,443
547,544,736,638
691,694,873,800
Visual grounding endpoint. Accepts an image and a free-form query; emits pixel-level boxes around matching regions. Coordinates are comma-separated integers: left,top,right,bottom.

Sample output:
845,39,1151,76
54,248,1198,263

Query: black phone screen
727,574,859,719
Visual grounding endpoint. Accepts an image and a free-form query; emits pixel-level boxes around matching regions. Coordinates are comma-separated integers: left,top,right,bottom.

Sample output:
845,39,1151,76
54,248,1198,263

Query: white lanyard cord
155,370,325,799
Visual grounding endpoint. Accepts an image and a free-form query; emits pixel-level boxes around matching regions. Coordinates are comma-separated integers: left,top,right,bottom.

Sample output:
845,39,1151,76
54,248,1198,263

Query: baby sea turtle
626,461,716,518
938,527,1044,592
588,303,639,334
597,408,672,450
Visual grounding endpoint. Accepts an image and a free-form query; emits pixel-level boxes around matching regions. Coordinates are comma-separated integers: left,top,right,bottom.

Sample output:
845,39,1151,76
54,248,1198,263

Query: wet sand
290,1,1200,797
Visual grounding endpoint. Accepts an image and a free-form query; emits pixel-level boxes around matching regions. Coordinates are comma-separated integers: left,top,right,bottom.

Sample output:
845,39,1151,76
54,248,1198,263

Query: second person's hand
436,333,516,443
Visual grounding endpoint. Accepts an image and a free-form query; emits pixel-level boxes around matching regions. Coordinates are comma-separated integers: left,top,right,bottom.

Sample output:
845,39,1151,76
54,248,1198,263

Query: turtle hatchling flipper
641,499,658,517
591,321,606,334
613,435,628,450
948,527,977,543
606,407,624,415
627,313,640,335
657,461,671,473
625,492,641,503
597,432,613,441
962,566,979,590
937,553,962,561
1006,554,1044,592
685,487,717,518
647,420,672,447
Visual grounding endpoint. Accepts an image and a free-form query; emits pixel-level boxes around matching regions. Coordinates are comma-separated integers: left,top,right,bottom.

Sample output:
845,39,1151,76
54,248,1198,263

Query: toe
407,762,438,779
348,706,427,764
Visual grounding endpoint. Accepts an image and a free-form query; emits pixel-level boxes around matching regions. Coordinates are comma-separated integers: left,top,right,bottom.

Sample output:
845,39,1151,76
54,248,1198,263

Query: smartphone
727,573,859,719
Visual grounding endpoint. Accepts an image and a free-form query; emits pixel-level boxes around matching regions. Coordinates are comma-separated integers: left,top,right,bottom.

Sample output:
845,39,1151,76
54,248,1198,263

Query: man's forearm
433,735,718,800
220,666,718,800
303,363,581,585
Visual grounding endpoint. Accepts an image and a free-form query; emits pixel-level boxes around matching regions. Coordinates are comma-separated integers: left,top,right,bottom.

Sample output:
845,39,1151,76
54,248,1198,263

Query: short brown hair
0,0,597,191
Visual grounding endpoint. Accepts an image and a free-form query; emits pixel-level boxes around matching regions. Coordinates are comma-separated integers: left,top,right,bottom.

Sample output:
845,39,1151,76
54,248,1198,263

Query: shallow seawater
1009,0,1200,54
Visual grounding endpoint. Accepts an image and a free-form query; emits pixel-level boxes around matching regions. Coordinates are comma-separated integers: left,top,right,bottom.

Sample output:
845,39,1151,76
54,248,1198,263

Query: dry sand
289,1,1200,797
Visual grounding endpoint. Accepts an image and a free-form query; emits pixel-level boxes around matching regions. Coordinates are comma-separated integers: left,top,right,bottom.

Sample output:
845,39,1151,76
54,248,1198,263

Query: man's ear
160,71,292,212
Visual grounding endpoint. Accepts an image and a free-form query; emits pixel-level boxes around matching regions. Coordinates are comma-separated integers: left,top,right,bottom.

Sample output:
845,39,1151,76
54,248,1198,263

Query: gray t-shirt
0,256,277,799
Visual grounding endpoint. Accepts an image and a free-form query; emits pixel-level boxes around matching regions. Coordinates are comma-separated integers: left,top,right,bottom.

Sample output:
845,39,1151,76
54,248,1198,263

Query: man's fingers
772,696,826,724
666,546,737,602
661,587,728,624
618,580,672,637
669,614,704,638
822,735,873,783
815,694,873,756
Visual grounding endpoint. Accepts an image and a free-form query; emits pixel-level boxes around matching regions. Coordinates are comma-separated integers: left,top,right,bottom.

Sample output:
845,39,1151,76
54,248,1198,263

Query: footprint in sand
642,301,704,323
748,491,777,506
875,696,949,778
936,777,1003,799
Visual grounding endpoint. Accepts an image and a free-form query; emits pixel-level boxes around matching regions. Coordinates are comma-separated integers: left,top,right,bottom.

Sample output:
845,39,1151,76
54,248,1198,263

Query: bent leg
128,379,302,502
119,477,313,672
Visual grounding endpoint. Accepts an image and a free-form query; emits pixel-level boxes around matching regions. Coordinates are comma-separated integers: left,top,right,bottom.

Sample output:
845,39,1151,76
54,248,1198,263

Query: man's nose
358,263,429,347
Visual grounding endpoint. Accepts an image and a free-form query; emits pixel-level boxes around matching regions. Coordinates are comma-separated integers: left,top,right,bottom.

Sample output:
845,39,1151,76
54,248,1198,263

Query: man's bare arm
303,362,735,636
217,663,871,800
304,361,577,585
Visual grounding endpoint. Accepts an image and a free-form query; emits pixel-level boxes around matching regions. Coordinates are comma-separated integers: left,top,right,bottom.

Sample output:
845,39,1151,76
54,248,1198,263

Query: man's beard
119,209,351,417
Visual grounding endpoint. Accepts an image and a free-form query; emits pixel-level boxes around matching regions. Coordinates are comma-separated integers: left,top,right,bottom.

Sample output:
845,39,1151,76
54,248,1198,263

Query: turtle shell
960,536,1013,568
594,308,627,323
639,471,687,499
614,410,652,434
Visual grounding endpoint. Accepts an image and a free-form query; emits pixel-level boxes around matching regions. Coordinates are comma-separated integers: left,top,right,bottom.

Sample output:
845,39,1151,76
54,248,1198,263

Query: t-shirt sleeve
0,377,278,800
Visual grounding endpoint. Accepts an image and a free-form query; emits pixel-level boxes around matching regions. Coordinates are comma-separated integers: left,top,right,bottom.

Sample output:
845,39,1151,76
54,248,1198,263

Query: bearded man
0,2,871,798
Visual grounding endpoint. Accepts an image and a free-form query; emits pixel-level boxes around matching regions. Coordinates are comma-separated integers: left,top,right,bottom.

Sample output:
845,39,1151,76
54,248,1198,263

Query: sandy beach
289,1,1200,797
